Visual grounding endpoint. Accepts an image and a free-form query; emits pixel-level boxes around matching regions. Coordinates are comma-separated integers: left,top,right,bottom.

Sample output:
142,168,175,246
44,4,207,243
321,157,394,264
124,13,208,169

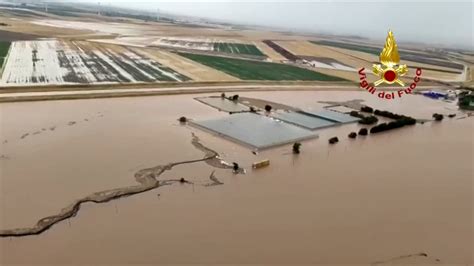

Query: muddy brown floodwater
0,133,232,237
0,91,472,265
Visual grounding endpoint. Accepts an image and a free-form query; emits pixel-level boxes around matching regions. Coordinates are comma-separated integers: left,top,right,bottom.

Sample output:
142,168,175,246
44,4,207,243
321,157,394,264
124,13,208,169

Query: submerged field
0,40,190,86
178,53,346,81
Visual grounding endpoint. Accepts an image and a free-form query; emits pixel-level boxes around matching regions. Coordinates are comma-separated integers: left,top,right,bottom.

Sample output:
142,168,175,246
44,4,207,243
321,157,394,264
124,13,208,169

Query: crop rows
0,40,190,86
213,43,265,56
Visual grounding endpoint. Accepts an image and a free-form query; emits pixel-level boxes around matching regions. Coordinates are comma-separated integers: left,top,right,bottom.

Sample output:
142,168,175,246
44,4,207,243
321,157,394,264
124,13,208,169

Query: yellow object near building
252,159,270,169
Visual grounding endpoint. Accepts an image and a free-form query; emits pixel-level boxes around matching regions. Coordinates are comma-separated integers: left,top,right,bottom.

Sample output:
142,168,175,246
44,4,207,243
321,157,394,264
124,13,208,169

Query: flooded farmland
0,40,190,86
0,91,472,265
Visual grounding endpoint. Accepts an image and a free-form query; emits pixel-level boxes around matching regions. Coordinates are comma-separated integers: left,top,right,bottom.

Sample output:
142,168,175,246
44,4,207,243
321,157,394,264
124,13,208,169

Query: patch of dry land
255,40,287,62
0,16,93,38
0,91,472,264
142,48,239,81
277,40,370,68
467,66,474,85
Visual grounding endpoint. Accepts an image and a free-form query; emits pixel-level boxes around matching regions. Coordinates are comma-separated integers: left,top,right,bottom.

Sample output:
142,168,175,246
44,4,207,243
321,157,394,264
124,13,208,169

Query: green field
0,42,11,57
213,43,265,57
0,41,11,69
179,53,347,81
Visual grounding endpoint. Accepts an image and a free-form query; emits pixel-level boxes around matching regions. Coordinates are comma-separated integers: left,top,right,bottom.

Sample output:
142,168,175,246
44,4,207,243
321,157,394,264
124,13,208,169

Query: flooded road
0,91,472,265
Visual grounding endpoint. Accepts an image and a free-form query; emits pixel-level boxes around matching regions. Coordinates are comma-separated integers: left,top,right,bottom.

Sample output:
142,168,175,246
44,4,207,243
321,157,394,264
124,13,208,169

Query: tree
265,105,272,112
433,113,444,121
358,128,368,136
179,116,187,123
350,111,362,118
232,162,240,172
348,132,357,139
292,142,302,154
329,137,339,144
457,89,474,110
350,111,378,125
360,106,374,113
359,115,378,125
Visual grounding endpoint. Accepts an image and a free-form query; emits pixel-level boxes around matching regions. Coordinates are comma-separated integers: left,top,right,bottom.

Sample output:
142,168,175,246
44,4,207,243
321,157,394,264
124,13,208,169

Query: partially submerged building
193,113,317,149
192,108,359,149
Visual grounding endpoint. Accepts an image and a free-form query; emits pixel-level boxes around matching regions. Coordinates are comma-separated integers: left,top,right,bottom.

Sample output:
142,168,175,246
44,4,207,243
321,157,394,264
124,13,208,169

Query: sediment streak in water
0,133,232,238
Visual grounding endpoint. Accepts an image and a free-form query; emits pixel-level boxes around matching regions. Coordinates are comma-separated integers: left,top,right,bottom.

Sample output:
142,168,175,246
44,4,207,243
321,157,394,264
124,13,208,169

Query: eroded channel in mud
0,133,233,238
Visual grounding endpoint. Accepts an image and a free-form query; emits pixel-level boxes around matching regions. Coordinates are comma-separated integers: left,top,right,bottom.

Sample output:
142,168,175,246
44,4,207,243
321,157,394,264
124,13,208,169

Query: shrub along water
370,116,416,133
292,142,302,154
458,91,474,111
360,106,374,113
348,132,357,139
373,109,415,121
350,111,378,125
358,128,368,136
369,109,417,134
432,113,444,121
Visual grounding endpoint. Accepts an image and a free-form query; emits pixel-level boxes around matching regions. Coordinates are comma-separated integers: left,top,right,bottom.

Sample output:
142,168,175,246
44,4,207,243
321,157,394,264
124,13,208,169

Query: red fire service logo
358,30,422,100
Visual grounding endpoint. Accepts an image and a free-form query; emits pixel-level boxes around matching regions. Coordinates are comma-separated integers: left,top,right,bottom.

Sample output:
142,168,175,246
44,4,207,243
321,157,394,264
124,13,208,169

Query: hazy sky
70,1,472,49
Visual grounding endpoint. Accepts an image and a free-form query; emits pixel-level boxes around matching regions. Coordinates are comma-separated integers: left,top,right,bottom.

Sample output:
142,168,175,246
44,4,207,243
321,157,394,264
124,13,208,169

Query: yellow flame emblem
372,30,407,86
